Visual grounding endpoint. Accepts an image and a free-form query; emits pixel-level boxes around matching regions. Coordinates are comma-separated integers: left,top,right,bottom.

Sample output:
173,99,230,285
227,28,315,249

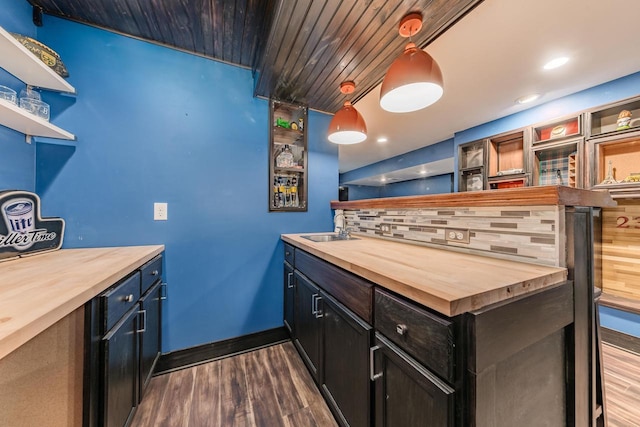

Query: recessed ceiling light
380,177,387,182
515,93,540,104
419,170,427,174
543,57,569,70
377,137,388,143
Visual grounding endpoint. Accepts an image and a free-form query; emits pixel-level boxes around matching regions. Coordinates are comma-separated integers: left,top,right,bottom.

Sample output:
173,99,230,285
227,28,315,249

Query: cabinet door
139,280,162,401
102,305,139,427
373,333,454,427
284,261,295,337
322,292,372,427
294,272,322,382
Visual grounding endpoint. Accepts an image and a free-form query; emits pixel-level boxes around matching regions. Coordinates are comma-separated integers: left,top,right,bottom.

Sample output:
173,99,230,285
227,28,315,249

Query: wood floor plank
264,344,306,417
219,351,255,426
281,341,322,406
242,348,284,426
153,367,196,425
283,406,319,427
188,360,221,427
603,343,640,426
130,372,170,427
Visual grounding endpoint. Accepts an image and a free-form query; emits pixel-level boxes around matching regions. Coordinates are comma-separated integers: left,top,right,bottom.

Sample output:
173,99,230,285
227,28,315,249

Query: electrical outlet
154,203,168,221
380,223,392,233
445,228,470,244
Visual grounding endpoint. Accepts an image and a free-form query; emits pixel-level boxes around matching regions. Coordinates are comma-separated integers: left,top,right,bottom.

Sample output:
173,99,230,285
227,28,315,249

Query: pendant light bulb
380,13,444,113
327,82,367,145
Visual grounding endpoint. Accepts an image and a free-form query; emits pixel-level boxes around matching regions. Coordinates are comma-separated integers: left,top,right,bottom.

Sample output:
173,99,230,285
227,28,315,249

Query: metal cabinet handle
396,324,407,336
124,294,134,302
137,309,147,333
311,294,317,315
311,294,324,318
151,270,159,276
287,272,294,289
160,283,168,300
314,296,323,319
370,346,383,381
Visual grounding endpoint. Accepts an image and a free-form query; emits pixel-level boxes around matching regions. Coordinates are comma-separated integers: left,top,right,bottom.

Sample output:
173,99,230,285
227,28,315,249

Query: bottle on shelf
275,144,295,168
291,176,299,207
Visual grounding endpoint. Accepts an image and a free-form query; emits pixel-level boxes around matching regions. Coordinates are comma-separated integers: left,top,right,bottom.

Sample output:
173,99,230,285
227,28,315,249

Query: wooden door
373,333,454,427
322,291,372,427
139,281,162,401
284,262,295,336
102,305,138,427
294,272,321,382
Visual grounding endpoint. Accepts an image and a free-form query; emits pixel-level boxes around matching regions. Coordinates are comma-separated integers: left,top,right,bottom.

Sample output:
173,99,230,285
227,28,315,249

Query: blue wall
0,0,37,191
342,173,453,201
600,307,640,338
379,174,453,198
340,138,454,200
33,16,337,352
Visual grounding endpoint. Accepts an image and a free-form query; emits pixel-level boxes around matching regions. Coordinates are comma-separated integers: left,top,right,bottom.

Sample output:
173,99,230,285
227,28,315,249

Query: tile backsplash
341,206,564,267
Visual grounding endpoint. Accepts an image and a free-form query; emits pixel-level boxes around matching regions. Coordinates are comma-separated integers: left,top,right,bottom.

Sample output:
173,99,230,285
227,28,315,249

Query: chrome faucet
334,211,348,237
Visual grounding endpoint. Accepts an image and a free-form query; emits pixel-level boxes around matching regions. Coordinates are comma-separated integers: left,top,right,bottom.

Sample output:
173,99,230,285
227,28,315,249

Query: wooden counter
282,234,567,316
0,245,164,360
331,185,616,209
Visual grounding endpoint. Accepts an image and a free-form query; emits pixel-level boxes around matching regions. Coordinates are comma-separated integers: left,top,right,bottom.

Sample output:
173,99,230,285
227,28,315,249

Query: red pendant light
327,81,367,145
380,13,444,113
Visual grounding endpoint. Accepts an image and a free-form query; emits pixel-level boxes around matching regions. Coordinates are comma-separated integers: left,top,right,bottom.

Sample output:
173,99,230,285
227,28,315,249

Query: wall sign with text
0,190,65,261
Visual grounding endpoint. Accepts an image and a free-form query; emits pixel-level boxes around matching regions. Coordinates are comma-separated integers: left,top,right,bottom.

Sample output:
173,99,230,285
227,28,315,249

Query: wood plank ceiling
27,0,482,113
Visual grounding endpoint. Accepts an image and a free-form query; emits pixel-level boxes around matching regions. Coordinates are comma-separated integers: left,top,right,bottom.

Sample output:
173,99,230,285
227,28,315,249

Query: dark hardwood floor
132,341,639,426
131,342,337,427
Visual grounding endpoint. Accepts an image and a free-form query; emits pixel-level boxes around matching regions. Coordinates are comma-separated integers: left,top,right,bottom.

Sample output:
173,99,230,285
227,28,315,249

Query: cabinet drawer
102,272,141,333
141,255,162,295
284,243,295,266
375,288,455,382
295,250,373,323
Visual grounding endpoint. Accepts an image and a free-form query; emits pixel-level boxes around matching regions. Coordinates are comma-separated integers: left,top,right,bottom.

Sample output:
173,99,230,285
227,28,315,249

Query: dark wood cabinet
372,333,454,427
85,254,165,427
286,248,373,427
139,280,162,399
294,271,322,382
102,305,139,427
322,292,372,427
284,261,295,336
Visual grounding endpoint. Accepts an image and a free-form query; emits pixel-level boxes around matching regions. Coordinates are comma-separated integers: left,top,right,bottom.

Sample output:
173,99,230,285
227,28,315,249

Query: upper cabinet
457,139,486,192
588,96,640,198
0,25,75,141
487,129,529,189
269,99,308,212
529,114,584,189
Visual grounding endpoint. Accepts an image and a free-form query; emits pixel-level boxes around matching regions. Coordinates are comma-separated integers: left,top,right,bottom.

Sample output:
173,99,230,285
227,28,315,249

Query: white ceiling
339,0,640,173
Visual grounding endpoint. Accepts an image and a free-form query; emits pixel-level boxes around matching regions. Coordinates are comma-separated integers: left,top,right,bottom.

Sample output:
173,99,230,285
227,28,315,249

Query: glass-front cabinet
458,139,486,191
530,114,584,188
587,96,640,197
269,100,308,211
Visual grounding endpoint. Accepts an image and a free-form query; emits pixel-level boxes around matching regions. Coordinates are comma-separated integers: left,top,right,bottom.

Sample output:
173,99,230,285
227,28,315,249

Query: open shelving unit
487,130,529,189
0,25,75,142
268,99,308,211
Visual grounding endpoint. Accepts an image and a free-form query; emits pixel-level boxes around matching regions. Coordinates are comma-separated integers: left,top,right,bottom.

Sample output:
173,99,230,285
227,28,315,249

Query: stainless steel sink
300,233,359,242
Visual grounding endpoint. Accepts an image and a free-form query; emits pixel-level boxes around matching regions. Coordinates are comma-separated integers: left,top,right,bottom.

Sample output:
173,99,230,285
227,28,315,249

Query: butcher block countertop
331,185,616,210
282,234,567,317
0,245,164,360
